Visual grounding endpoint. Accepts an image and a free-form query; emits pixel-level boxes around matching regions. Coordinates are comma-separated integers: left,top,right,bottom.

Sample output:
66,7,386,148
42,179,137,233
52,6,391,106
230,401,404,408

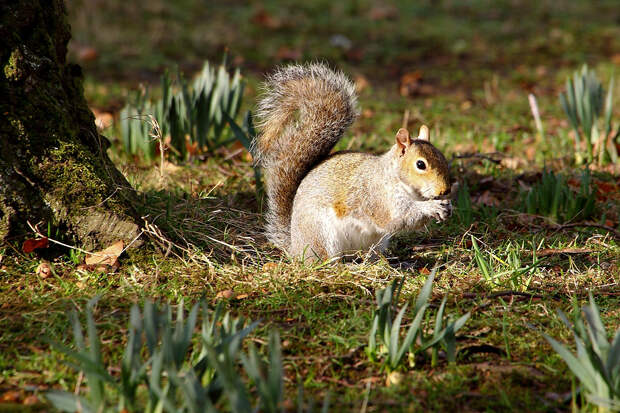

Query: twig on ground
551,222,620,239
462,290,544,300
451,152,504,164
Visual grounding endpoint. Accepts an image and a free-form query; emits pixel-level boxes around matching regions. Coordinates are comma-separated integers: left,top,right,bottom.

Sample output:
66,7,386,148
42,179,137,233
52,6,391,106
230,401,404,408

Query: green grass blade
604,75,614,137
606,329,620,377
45,391,95,413
389,303,408,366
398,304,428,361
415,269,436,314
542,333,597,393
434,296,447,339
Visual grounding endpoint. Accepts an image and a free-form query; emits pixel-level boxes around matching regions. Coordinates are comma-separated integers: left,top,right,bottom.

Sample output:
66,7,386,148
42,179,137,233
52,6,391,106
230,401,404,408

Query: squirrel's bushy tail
254,63,359,250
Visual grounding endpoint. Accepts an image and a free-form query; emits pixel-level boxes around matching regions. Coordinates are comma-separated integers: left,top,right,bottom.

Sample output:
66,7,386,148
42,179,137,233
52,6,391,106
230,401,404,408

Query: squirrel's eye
416,160,427,170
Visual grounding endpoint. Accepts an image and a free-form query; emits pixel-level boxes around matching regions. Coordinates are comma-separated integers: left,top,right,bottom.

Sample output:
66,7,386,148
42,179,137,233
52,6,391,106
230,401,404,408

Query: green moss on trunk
0,0,141,249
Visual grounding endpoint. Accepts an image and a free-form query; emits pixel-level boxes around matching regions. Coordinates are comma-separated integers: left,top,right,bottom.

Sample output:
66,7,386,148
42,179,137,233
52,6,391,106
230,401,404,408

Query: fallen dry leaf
22,237,49,253
185,139,199,158
275,46,302,61
399,70,422,97
235,293,249,300
354,74,370,93
91,108,114,131
216,289,235,299
251,8,281,29
36,261,52,279
85,240,124,268
0,390,20,403
525,146,537,161
23,395,39,405
368,5,398,20
361,108,374,119
501,157,525,169
419,267,431,275
77,46,99,62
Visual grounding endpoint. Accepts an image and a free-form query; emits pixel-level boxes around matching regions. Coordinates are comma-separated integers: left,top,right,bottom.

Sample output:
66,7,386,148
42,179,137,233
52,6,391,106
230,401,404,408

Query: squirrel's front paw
429,199,452,222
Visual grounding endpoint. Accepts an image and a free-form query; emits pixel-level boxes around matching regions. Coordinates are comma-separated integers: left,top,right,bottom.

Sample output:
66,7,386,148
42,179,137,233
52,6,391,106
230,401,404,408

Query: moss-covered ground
1,0,619,411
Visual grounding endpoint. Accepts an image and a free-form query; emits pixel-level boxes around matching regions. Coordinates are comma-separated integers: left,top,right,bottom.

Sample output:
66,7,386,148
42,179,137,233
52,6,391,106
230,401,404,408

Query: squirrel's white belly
328,211,389,257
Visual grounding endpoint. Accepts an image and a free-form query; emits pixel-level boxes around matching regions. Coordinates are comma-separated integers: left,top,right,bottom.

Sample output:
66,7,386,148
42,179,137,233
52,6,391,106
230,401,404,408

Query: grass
1,0,620,411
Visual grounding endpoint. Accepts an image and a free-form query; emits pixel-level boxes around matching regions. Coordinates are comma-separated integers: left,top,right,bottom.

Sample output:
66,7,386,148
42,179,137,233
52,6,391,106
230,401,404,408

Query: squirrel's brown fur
254,64,359,249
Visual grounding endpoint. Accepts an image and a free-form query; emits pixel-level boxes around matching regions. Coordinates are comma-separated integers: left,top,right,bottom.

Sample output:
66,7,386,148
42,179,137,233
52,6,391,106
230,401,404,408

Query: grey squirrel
254,63,452,261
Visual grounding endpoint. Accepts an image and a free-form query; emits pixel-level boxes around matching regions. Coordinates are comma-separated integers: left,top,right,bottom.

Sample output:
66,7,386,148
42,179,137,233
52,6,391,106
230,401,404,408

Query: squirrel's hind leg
289,208,333,262
290,205,355,262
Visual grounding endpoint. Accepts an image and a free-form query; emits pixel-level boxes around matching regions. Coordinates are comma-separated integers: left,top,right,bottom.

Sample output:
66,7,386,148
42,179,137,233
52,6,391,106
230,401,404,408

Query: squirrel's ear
396,128,411,153
417,125,430,142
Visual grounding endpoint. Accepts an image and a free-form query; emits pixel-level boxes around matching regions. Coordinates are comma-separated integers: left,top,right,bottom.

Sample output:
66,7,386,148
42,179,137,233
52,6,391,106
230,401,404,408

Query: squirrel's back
254,63,359,250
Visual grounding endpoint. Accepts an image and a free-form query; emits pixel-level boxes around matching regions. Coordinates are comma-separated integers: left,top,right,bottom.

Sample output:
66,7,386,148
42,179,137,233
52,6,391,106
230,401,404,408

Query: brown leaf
419,267,431,275
536,248,595,257
525,146,537,161
0,390,20,403
77,46,98,62
224,141,253,162
251,9,281,29
368,5,398,20
275,46,302,61
22,237,49,253
216,289,235,299
23,395,39,405
354,74,370,93
36,261,52,279
235,293,249,300
361,108,374,119
399,70,423,97
186,140,199,157
85,240,124,267
91,108,114,131
501,157,525,169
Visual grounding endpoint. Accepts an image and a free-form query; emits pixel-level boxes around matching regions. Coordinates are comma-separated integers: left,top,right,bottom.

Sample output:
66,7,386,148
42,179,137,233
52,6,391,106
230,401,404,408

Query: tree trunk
0,0,141,250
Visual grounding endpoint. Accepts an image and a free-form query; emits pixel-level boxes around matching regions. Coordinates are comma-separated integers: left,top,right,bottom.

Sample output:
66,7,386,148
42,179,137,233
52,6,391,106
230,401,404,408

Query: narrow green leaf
389,303,408,365
45,391,95,413
415,268,436,314
396,304,428,364
542,333,598,393
434,296,447,339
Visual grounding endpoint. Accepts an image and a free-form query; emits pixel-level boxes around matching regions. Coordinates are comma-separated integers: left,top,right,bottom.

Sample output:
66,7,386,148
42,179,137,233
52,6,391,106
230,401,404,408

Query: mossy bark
0,0,141,249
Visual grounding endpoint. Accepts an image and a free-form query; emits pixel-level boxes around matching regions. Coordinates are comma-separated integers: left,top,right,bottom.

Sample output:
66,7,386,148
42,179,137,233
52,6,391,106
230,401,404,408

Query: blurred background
66,0,619,103
64,0,620,175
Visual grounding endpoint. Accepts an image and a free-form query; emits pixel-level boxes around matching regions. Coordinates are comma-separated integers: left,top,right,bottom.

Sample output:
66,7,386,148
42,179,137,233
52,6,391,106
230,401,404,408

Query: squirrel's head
394,125,451,200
